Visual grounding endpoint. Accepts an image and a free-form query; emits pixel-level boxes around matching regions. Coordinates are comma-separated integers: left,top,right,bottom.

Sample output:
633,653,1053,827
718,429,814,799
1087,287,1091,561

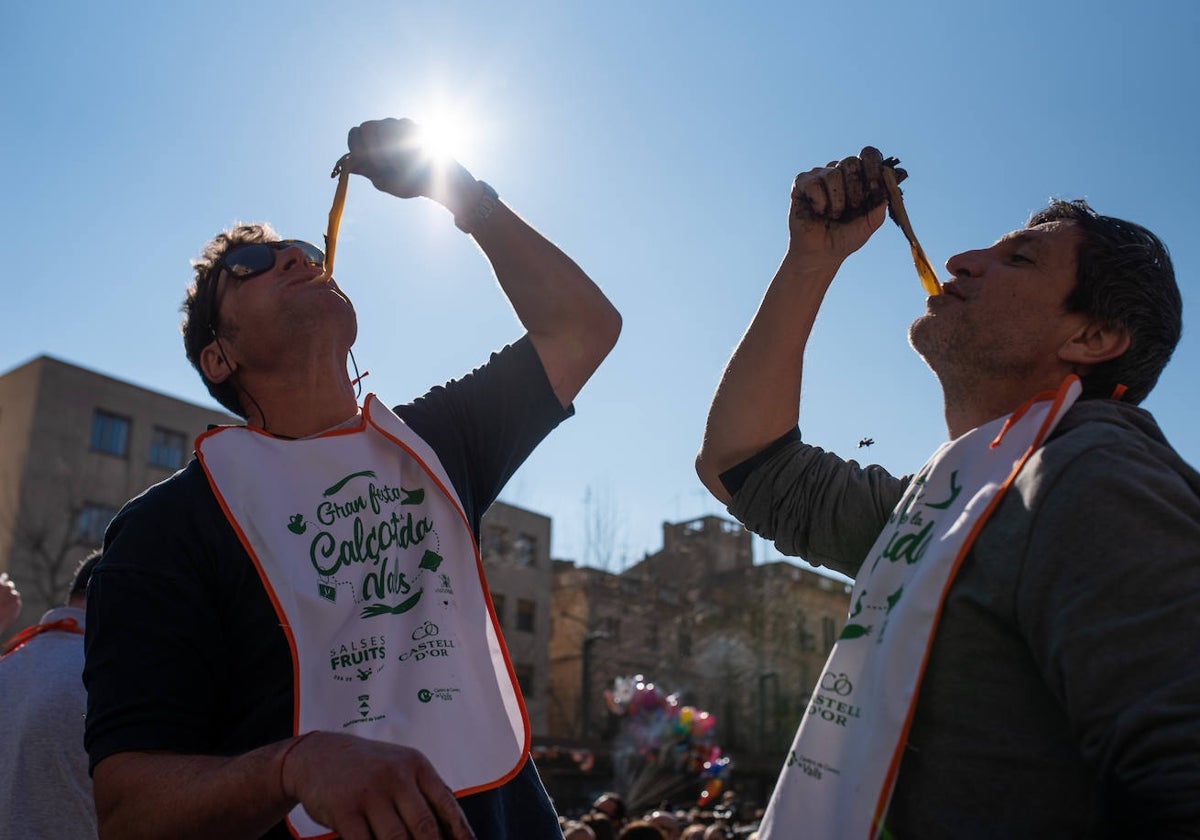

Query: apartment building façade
0,355,236,637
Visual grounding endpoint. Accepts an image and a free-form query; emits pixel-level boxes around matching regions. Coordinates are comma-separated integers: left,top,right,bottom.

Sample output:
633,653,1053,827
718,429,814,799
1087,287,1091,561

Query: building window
491,592,506,625
601,615,621,644
90,410,130,457
77,504,117,544
481,526,506,561
822,616,838,654
512,533,536,566
647,621,659,652
516,599,536,632
678,630,691,658
513,663,535,696
796,612,816,652
149,426,187,469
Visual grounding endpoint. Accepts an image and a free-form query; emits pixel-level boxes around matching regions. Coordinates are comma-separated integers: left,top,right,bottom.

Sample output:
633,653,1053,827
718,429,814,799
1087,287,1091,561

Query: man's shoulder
1024,399,1200,500
103,459,221,556
1051,400,1180,458
119,458,212,516
393,336,553,414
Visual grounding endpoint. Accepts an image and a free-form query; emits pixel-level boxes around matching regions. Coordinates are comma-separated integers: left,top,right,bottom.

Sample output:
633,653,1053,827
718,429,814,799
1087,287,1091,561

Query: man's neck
238,355,360,439
940,374,1069,440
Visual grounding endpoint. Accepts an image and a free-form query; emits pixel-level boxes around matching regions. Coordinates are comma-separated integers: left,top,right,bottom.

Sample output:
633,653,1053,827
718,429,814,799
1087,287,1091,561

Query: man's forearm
94,744,293,840
697,250,841,502
471,201,621,408
698,152,889,502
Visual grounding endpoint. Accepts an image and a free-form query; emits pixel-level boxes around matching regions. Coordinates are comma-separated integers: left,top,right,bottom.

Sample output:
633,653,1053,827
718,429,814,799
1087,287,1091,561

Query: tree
582,483,624,572
0,479,102,637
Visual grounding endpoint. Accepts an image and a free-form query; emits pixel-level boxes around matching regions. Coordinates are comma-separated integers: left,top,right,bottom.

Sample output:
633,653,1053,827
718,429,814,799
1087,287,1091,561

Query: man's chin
907,316,950,369
326,278,354,307
907,314,932,353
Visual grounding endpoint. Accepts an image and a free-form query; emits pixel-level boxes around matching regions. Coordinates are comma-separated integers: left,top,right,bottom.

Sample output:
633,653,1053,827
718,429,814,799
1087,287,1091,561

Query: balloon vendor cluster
605,674,734,806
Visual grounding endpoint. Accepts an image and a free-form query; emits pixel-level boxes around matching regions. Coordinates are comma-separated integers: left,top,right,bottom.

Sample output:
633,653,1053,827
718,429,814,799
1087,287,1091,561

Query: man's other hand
280,731,476,840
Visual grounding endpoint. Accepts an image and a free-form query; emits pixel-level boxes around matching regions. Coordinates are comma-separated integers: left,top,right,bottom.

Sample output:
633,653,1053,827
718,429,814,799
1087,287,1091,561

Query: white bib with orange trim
758,377,1081,840
196,395,528,840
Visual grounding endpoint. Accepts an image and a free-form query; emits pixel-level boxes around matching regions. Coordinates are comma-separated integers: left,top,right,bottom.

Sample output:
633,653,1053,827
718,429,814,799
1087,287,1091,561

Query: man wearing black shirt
84,118,621,840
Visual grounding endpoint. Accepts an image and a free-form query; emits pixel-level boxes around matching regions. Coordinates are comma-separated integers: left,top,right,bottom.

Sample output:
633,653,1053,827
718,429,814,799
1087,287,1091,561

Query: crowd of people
1,120,1198,839
559,791,759,840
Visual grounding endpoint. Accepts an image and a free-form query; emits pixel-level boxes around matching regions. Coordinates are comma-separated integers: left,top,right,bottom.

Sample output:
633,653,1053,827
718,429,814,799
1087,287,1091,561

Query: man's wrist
278,731,316,800
454,181,499,235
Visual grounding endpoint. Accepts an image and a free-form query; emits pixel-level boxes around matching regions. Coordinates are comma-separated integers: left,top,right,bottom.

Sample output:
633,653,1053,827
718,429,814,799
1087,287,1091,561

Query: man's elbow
695,449,732,506
593,301,622,358
577,304,622,377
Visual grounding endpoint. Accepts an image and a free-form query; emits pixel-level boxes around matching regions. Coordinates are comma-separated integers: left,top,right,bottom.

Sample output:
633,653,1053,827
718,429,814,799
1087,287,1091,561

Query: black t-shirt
83,338,571,839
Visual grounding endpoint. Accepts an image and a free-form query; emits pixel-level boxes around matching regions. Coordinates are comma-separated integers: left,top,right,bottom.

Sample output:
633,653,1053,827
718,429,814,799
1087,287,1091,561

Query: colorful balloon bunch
605,674,733,806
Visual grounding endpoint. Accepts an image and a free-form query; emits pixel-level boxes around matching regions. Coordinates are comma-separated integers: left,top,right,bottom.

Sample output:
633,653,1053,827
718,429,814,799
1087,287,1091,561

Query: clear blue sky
4,0,1199,569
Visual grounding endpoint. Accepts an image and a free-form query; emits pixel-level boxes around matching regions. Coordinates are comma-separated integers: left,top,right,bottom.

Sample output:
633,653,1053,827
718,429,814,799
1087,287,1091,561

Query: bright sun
415,107,474,164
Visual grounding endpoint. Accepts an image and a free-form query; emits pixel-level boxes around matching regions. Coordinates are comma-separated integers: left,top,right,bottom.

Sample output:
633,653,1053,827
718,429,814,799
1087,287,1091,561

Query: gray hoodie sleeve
726,438,908,578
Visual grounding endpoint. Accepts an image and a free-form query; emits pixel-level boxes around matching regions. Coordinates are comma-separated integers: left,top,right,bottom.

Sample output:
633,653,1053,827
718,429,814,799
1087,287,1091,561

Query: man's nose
946,248,985,279
277,243,313,270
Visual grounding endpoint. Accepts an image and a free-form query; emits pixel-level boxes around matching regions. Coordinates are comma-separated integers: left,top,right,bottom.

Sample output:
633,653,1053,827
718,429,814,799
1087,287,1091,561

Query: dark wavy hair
1027,199,1181,405
180,223,281,416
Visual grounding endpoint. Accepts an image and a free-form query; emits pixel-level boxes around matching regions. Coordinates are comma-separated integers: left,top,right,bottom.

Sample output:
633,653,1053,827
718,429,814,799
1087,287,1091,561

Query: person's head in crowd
702,821,733,840
583,811,616,840
69,550,103,608
617,820,668,840
563,819,597,840
680,825,707,840
647,809,681,840
711,789,738,821
593,791,627,822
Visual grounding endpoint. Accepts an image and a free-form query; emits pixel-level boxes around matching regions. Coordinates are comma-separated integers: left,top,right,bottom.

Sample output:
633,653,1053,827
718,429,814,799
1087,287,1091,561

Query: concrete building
0,355,236,639
479,500,554,736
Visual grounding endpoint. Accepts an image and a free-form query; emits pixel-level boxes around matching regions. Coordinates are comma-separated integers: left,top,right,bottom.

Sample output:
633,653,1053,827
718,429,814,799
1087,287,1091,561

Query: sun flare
414,107,474,164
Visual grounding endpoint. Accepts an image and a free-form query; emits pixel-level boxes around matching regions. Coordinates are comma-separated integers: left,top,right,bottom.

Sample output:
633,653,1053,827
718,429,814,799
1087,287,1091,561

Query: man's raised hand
788,146,901,265
347,118,469,201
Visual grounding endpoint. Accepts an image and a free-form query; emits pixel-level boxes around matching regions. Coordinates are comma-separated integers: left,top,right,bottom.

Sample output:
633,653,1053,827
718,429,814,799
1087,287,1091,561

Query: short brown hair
180,223,280,415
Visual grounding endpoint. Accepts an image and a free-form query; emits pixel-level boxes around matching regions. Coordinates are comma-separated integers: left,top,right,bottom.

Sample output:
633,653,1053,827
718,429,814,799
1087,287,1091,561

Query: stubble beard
909,310,1042,405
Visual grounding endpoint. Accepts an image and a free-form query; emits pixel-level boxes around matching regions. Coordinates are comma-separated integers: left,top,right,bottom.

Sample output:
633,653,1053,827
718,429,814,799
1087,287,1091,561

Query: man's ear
199,339,236,385
1059,319,1131,367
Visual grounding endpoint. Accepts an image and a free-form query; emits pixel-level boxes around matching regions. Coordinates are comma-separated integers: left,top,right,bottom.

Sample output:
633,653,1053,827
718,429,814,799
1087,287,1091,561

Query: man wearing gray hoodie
697,148,1200,838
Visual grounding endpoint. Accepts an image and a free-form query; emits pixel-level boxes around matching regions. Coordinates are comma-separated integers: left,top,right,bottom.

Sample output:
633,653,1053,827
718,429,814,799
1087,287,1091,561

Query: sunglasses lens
221,240,324,281
223,243,277,278
283,240,326,266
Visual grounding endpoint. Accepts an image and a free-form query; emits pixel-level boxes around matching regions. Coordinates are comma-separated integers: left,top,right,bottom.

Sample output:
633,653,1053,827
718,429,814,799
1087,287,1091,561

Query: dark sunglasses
218,240,325,281
206,240,325,334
